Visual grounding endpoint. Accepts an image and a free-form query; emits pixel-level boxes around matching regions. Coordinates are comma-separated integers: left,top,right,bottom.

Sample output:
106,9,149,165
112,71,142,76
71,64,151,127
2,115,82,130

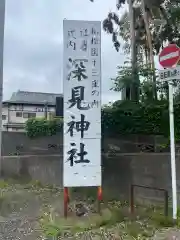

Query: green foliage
111,62,164,101
112,61,180,103
102,100,167,136
25,101,180,141
25,117,63,138
111,64,140,93
101,0,180,55
102,100,180,142
152,214,175,227
0,180,9,189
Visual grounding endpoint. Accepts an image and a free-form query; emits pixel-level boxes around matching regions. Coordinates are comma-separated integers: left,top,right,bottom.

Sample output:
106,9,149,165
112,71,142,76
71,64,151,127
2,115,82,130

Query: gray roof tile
8,90,63,105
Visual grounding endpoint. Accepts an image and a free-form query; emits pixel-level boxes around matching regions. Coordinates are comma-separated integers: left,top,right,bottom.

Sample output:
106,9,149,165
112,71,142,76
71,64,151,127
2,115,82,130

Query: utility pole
0,0,5,175
128,0,138,101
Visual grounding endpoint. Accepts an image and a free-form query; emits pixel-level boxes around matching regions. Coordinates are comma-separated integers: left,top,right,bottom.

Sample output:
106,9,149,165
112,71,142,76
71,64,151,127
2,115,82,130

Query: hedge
25,117,63,138
25,100,180,140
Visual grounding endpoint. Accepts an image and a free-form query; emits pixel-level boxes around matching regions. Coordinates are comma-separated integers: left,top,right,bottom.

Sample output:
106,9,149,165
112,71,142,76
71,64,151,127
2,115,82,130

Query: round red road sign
159,44,180,68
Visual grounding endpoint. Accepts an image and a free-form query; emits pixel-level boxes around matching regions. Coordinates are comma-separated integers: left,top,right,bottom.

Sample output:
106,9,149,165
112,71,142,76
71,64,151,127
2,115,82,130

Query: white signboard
159,66,180,81
63,20,101,187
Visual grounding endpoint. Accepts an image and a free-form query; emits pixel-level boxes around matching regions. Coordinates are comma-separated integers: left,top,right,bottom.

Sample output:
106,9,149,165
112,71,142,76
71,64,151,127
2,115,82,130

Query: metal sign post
159,43,180,220
168,82,177,220
159,66,179,220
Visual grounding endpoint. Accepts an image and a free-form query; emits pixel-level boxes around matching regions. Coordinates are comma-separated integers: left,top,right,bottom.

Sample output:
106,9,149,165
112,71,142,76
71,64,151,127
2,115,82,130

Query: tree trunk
141,0,157,100
128,0,139,101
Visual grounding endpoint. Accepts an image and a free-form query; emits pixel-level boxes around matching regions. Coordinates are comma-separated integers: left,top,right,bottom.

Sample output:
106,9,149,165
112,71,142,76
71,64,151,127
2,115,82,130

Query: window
23,112,36,119
2,115,6,120
23,113,29,118
16,112,22,117
29,112,36,118
35,107,44,112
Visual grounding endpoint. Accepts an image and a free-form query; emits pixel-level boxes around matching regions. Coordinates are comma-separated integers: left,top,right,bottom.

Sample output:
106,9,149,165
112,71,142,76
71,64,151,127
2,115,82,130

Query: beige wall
2,104,56,132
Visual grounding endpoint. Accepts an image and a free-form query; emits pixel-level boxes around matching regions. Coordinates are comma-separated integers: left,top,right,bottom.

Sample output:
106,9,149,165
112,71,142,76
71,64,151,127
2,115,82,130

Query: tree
117,1,180,55
104,1,164,99
90,0,180,101
128,0,138,101
90,1,143,101
101,0,158,100
111,60,176,103
112,62,154,102
111,64,135,100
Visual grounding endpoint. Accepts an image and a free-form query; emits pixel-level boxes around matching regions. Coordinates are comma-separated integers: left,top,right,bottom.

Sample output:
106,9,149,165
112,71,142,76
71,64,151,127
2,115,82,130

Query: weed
0,180,9,188
0,193,5,210
152,214,175,227
30,180,44,188
126,222,142,238
43,224,62,237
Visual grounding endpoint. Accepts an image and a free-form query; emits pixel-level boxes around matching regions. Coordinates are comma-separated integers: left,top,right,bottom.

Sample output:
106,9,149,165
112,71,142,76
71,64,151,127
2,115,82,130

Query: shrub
25,117,63,138
25,100,180,141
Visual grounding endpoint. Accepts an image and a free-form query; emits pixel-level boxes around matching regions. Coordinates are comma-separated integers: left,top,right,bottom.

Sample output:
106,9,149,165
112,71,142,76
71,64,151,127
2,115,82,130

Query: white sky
3,0,129,103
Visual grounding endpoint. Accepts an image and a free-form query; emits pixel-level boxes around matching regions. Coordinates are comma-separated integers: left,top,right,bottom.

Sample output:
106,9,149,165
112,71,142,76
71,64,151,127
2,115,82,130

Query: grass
41,208,114,236
40,200,178,239
0,179,9,188
41,202,163,239
0,179,179,239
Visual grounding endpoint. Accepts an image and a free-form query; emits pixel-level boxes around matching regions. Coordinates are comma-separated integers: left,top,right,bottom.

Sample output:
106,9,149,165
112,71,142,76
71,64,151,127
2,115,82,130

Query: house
2,90,63,132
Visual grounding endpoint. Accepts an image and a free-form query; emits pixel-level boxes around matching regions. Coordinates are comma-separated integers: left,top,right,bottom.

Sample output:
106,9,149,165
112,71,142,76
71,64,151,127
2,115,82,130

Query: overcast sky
3,0,127,103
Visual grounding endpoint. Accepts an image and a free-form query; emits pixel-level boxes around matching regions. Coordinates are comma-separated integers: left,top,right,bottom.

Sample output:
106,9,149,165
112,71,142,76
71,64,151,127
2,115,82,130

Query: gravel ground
153,228,180,240
0,184,46,240
0,182,180,240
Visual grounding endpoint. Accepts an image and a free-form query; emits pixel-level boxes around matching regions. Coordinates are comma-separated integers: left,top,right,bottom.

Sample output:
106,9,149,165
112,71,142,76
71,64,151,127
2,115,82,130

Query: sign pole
97,186,102,214
168,82,177,220
64,187,69,218
159,43,179,220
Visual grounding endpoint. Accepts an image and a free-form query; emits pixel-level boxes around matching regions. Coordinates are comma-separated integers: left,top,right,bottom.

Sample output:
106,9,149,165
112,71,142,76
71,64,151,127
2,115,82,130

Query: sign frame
63,19,102,188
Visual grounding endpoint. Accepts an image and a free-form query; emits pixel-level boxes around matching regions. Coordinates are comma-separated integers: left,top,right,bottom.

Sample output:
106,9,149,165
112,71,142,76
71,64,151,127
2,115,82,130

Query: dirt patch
0,181,59,240
153,228,180,240
0,180,179,240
